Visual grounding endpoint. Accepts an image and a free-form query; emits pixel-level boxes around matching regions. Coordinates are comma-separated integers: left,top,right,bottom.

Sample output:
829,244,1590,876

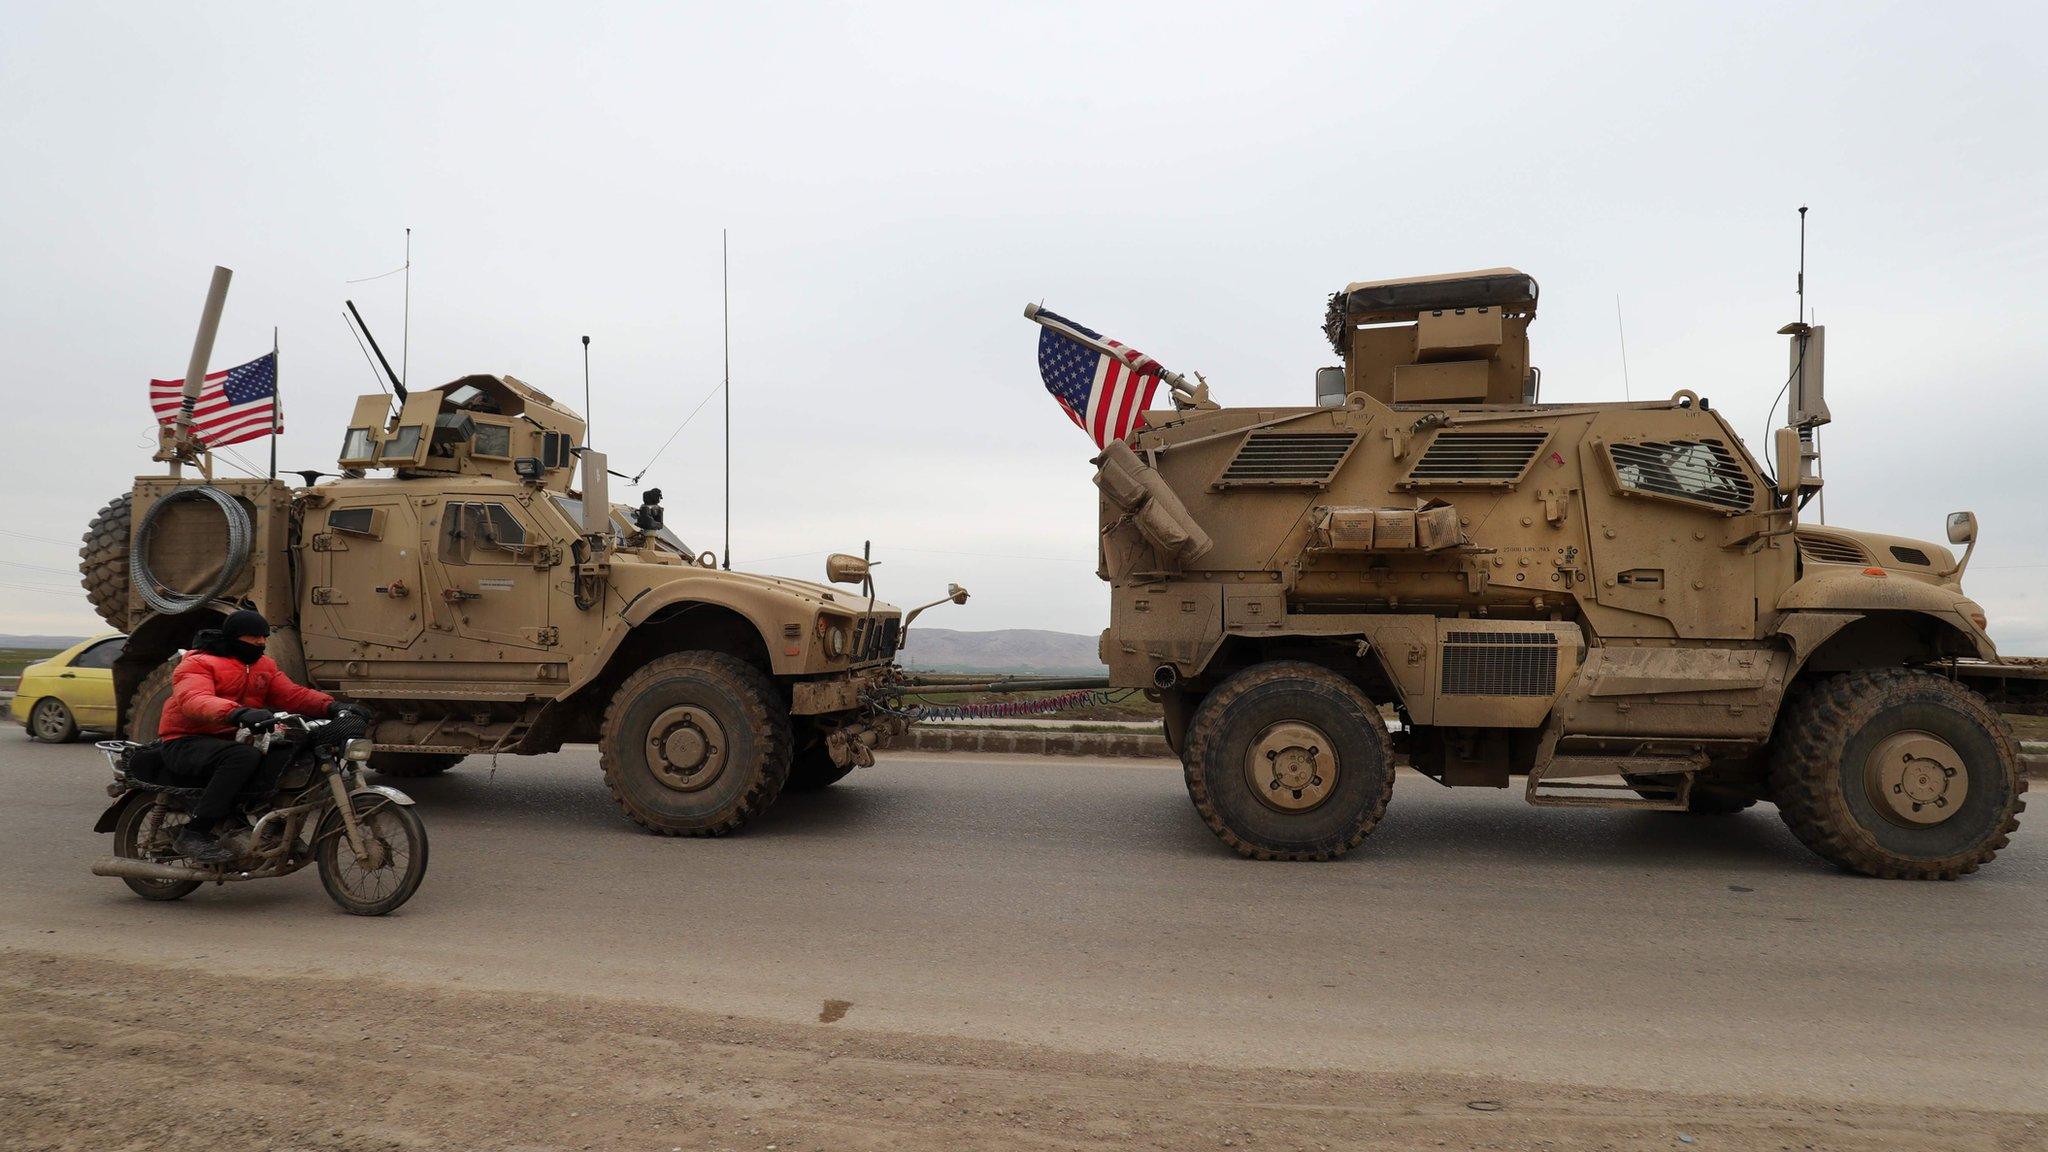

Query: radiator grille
1441,632,1559,697
1215,431,1359,488
1403,431,1548,486
850,614,900,663
1797,533,1867,565
1608,439,1756,512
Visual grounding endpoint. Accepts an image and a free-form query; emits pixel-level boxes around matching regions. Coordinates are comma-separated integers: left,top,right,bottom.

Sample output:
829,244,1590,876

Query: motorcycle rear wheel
113,799,202,901
316,795,428,916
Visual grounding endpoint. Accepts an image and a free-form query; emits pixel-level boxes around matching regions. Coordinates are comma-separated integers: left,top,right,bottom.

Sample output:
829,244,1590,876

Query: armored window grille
1889,545,1933,567
1214,431,1359,489
1606,438,1755,513
1401,431,1549,487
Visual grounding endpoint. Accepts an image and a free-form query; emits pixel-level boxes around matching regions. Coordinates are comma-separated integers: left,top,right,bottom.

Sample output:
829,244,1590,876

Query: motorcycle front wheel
316,794,428,916
112,798,202,901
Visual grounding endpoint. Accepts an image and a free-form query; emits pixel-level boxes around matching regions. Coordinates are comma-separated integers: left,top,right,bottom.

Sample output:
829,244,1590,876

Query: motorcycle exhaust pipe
91,856,216,882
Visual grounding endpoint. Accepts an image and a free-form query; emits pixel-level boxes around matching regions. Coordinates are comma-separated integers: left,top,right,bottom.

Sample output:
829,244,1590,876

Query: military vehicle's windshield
547,494,692,556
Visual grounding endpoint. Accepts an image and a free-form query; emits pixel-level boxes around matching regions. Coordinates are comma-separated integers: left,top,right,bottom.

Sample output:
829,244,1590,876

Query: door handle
59,672,76,679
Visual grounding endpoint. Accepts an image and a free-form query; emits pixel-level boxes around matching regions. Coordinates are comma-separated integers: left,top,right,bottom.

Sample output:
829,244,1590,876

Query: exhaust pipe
92,857,217,882
1153,664,1180,690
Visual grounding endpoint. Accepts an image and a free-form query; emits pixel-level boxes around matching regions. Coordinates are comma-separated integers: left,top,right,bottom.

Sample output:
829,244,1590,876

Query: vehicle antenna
582,334,592,446
401,227,411,391
345,299,407,401
1614,295,1632,402
270,325,279,480
723,228,731,571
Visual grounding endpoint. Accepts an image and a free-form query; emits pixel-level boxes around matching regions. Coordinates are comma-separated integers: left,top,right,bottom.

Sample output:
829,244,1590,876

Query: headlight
343,738,374,763
827,624,848,657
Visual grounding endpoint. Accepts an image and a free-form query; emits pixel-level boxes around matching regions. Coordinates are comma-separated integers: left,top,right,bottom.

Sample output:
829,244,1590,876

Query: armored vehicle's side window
379,426,422,460
440,502,528,565
340,427,375,464
326,507,381,538
472,422,511,458
1606,438,1756,513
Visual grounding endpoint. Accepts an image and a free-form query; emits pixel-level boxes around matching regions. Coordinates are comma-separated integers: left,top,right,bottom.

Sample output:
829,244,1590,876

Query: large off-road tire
369,752,464,778
598,652,791,835
27,698,79,743
785,740,855,792
80,492,134,632
1181,661,1394,861
1769,670,2025,880
125,659,179,741
113,797,201,902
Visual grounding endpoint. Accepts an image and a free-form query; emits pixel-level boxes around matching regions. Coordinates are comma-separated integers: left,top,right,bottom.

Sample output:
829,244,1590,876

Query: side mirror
1773,427,1801,498
946,582,969,605
825,553,870,585
1946,510,1977,546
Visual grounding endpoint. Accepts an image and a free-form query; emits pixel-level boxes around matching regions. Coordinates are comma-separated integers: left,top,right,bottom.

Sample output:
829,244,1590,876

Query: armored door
1576,412,1767,640
303,498,427,656
421,497,558,655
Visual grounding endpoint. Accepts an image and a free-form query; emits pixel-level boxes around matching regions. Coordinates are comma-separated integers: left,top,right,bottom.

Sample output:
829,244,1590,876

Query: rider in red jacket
158,610,349,862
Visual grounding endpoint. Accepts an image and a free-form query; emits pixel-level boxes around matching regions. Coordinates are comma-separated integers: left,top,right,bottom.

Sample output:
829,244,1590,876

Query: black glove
327,702,368,721
228,707,277,730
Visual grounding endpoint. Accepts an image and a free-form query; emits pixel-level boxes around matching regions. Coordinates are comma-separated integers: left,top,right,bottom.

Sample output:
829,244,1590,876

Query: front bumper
789,662,898,716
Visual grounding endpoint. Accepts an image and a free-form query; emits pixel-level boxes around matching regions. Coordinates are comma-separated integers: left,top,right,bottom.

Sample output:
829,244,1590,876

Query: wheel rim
1863,728,1968,827
332,809,410,904
1245,720,1338,812
31,700,68,739
644,704,728,792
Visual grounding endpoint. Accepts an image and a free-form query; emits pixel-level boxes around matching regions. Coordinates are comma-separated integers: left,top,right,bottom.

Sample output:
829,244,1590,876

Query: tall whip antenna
1614,295,1632,402
581,335,592,445
401,227,411,390
722,228,731,571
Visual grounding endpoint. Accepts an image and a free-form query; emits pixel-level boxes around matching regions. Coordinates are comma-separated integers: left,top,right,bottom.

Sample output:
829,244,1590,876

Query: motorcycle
90,711,429,915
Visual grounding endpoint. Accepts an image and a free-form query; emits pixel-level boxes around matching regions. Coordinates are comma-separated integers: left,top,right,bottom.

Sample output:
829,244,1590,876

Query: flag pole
1022,303,1207,406
270,326,279,480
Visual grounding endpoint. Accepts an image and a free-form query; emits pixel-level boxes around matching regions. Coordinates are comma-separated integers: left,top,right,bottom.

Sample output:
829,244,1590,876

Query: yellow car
11,633,126,743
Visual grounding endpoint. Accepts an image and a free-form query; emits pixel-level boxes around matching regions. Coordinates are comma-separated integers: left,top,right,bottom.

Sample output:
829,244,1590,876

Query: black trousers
159,736,278,829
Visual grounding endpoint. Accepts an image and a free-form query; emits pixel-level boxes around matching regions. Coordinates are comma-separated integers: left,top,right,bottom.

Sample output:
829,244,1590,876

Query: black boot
172,823,235,865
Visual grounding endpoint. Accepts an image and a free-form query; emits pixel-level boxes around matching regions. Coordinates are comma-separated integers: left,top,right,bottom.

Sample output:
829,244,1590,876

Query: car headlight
343,738,375,763
827,623,848,657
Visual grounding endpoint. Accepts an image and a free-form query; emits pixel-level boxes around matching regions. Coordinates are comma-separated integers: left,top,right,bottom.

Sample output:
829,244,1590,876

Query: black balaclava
198,610,271,664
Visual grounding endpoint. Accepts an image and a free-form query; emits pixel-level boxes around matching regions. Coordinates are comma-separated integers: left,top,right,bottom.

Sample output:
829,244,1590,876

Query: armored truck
1093,268,2035,878
85,372,935,836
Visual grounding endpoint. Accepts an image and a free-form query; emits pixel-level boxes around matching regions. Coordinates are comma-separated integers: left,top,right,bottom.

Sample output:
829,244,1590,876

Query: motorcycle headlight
343,738,375,763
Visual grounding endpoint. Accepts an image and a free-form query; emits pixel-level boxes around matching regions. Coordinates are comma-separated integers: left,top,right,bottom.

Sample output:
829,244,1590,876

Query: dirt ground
6,950,2040,1152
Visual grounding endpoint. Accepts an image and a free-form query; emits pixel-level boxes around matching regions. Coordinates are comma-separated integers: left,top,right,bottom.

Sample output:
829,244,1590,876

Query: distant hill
898,628,1103,676
0,635,85,650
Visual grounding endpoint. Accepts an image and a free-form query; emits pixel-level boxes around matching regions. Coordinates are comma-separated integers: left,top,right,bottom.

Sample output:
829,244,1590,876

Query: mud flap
93,793,141,834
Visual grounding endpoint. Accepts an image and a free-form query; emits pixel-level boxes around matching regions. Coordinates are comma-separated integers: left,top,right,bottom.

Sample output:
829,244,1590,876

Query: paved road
2,737,2042,1115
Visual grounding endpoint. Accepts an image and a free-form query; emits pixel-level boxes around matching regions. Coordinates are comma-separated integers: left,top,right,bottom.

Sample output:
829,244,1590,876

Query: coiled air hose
130,485,254,615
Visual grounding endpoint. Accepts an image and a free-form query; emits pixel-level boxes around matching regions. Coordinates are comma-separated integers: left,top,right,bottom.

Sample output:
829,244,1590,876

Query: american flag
1036,311,1166,449
150,352,280,449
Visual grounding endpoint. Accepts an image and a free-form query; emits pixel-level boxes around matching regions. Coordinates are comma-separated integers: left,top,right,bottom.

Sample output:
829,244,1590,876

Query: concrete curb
900,726,1172,759
900,727,2048,778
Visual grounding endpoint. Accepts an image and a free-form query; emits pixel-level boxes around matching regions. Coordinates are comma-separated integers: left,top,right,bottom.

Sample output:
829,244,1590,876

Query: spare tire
80,492,134,632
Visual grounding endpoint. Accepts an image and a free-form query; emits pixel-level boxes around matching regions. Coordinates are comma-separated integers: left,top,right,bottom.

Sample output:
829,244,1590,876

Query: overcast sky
3,2,2045,650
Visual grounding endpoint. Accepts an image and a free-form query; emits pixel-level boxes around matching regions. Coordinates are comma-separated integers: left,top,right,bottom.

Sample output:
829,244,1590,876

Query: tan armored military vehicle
84,372,954,836
1092,268,2037,878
